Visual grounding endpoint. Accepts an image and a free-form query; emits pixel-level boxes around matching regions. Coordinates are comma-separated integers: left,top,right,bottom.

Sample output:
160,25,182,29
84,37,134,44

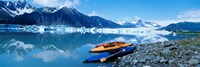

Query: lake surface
0,28,198,67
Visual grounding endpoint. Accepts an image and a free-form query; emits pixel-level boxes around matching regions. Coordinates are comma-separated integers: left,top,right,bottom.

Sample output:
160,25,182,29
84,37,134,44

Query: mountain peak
57,7,79,14
137,20,143,23
0,0,34,16
36,7,59,13
113,19,161,28
60,7,75,10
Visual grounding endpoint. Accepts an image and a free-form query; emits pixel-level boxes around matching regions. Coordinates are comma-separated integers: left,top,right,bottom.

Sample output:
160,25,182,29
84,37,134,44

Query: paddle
100,49,126,62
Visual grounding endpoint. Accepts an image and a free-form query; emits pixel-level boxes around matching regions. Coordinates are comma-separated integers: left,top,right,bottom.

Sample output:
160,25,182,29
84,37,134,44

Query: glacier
0,24,171,35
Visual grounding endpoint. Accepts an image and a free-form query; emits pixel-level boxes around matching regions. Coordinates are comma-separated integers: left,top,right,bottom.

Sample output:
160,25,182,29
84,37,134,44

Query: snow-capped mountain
136,20,161,28
0,6,121,28
114,19,161,28
0,0,160,28
0,0,35,17
0,0,121,28
36,7,59,13
160,21,200,32
0,0,123,28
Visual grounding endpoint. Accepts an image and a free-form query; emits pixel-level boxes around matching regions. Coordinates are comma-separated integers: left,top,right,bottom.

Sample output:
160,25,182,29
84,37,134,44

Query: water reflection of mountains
0,33,129,55
0,32,197,57
163,33,198,41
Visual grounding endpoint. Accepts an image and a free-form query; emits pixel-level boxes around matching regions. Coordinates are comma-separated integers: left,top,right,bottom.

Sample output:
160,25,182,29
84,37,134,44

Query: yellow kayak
90,42,133,52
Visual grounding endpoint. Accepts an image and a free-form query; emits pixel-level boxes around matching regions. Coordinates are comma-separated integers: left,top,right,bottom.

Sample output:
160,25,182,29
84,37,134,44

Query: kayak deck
90,43,133,52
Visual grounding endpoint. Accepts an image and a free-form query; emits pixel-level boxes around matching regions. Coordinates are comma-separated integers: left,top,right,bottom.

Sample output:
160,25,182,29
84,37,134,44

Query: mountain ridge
0,0,161,28
160,22,200,32
114,20,161,28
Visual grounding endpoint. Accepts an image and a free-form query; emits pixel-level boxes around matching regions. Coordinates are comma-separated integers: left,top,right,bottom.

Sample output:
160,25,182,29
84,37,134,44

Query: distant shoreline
175,32,200,35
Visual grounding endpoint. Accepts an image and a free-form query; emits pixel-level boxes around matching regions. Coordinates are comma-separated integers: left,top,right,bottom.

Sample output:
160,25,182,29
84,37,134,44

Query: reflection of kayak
90,42,132,52
83,46,136,63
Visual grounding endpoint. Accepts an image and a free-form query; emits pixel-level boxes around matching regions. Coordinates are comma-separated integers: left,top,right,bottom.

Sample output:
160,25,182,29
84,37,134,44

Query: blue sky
3,0,200,26
78,0,200,20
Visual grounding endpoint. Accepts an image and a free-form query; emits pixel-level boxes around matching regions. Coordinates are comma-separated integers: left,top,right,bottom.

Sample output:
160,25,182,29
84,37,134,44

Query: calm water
0,31,197,67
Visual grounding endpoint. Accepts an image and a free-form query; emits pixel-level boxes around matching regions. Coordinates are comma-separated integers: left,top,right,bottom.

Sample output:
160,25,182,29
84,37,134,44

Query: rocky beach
114,37,200,67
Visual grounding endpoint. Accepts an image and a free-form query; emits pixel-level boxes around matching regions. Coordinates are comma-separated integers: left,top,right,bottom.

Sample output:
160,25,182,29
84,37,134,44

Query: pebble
169,60,175,64
160,57,168,63
196,64,200,67
178,54,183,58
188,59,200,65
178,64,184,67
169,47,178,50
133,60,138,64
145,55,155,60
118,57,121,60
162,49,171,55
163,43,173,47
153,56,160,63
195,56,200,59
139,59,146,63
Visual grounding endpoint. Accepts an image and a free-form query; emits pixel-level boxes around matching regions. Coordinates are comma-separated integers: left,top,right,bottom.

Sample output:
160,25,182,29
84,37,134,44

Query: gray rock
160,57,168,63
169,60,175,64
194,51,198,54
139,59,146,63
145,55,155,60
195,56,200,59
196,64,200,67
163,43,173,47
188,59,200,65
162,49,171,55
178,64,184,67
192,56,200,59
118,57,122,59
169,47,178,51
153,56,161,63
178,54,183,58
133,60,138,64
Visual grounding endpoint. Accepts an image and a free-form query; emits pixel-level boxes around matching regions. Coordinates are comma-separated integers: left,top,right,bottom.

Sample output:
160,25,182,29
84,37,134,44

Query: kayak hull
83,46,136,63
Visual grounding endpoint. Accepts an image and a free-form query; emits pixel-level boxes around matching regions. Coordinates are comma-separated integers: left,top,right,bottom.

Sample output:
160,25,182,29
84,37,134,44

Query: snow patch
1,1,35,17
3,39,34,50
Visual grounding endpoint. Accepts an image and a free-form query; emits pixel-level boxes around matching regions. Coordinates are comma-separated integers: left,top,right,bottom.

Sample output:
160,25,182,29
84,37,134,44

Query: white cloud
118,9,200,27
33,50,72,62
151,9,200,27
150,20,180,27
33,0,80,8
88,11,99,16
178,9,200,19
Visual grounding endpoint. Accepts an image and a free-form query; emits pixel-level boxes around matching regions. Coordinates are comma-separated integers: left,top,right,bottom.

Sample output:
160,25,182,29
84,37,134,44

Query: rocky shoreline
114,38,200,67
